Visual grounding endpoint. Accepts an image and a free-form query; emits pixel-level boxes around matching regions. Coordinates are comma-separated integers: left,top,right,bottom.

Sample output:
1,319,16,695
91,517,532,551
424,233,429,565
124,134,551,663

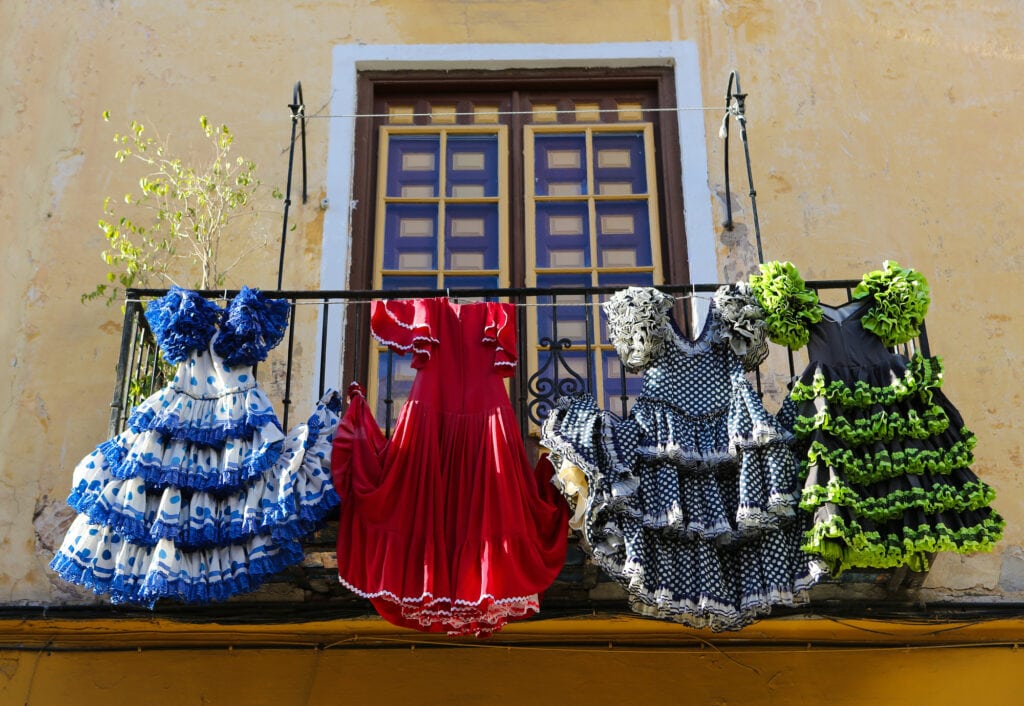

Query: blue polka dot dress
50,287,342,605
541,286,824,631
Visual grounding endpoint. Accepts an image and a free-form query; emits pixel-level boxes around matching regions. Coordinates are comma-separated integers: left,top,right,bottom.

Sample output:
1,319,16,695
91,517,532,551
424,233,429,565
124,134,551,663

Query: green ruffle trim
800,480,997,523
802,514,1005,575
794,402,950,445
801,430,977,485
852,261,931,347
749,261,822,349
790,355,943,408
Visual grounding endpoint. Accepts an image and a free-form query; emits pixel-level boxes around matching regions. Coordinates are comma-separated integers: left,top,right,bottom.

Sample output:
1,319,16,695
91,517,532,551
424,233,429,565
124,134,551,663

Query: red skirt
332,384,568,636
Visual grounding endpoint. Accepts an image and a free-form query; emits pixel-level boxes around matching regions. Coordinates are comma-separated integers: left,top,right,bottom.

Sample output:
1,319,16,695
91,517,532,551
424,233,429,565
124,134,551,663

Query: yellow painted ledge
3,614,1024,705
3,612,1024,649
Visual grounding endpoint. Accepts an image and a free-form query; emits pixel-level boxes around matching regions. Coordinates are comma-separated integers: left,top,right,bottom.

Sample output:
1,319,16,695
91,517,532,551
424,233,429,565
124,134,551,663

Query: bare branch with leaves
85,113,279,306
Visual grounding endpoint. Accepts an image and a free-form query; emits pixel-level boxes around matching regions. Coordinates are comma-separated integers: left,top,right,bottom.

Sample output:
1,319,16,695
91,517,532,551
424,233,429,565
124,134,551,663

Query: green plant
84,112,276,306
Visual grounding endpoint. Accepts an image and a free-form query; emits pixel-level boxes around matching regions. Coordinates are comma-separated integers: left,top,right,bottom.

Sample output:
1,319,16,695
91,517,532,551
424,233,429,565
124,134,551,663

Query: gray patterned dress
541,286,823,631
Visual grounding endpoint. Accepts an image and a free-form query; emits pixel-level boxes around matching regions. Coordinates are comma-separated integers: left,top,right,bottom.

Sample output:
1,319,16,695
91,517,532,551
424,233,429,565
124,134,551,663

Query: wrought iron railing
112,281,929,438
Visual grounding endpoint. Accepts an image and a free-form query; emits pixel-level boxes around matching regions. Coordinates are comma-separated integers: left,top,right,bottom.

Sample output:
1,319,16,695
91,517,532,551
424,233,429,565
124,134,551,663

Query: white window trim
319,41,715,394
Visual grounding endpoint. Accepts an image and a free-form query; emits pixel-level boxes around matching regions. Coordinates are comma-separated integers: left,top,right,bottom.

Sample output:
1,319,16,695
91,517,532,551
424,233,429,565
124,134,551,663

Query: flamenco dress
50,287,342,605
751,261,1004,574
540,286,821,632
331,298,569,636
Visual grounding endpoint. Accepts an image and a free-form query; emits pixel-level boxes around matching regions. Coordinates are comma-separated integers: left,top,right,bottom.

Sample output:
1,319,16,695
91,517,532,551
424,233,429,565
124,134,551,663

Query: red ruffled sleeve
370,299,439,369
482,302,517,377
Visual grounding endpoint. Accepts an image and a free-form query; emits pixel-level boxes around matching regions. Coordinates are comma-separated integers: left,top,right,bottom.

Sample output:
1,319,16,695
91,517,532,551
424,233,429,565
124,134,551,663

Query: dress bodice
637,317,736,418
371,298,518,415
167,343,258,398
807,298,898,368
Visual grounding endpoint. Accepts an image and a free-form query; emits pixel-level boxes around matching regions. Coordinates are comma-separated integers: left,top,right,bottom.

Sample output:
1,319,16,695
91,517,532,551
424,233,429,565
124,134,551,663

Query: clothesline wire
301,105,727,120
122,292,716,307
124,279,871,308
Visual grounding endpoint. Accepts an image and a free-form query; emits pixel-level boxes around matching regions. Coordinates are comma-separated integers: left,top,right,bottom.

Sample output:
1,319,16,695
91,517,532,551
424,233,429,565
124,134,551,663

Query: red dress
331,298,568,636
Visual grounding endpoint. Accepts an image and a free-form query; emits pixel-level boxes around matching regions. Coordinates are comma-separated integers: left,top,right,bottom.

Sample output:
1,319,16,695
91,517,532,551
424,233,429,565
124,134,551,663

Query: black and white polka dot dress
541,286,823,631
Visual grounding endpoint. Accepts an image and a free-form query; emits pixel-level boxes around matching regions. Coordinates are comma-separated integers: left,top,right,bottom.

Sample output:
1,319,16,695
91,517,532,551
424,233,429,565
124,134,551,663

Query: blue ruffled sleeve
144,287,222,364
213,286,291,366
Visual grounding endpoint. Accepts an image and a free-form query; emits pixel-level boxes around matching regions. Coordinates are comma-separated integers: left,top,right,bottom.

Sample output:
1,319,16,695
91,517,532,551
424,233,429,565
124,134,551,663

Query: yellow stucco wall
1,0,1021,616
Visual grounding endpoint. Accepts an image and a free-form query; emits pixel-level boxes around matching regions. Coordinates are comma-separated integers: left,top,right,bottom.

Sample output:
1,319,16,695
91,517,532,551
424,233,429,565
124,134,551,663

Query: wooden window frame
344,67,688,398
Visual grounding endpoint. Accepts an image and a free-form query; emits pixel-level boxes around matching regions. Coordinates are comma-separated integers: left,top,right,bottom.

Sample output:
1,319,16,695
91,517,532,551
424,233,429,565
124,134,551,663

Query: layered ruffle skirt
542,377,822,632
51,373,341,605
787,354,1003,573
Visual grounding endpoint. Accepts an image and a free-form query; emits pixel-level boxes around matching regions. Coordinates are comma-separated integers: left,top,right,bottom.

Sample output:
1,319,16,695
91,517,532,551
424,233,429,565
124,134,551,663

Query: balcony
101,281,935,621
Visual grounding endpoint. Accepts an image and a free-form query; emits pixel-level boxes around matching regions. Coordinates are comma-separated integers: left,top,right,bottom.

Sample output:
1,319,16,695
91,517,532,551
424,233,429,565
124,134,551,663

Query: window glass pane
596,271,657,288
595,201,652,268
535,273,592,344
535,202,590,268
386,135,440,198
559,350,592,392
602,350,642,414
534,133,587,196
442,274,499,290
445,203,499,270
446,134,499,198
439,276,500,302
375,350,414,421
532,346,593,422
593,132,647,195
382,203,438,269
381,274,438,291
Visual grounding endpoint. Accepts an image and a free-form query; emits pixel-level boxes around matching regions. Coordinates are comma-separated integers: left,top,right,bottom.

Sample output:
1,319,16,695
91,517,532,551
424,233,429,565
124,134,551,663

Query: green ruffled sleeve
852,261,931,347
749,260,822,349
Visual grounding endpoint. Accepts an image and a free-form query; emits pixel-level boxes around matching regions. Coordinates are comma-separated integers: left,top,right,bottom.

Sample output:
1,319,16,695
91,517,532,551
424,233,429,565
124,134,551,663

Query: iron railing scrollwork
526,336,589,427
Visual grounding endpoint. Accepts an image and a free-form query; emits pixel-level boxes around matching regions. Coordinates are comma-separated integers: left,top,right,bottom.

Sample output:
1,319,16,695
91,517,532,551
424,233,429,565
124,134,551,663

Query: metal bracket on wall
720,69,764,265
277,81,309,290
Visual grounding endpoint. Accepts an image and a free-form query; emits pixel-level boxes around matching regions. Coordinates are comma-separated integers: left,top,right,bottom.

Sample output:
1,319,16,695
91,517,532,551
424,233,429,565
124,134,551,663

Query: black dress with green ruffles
753,261,1004,575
